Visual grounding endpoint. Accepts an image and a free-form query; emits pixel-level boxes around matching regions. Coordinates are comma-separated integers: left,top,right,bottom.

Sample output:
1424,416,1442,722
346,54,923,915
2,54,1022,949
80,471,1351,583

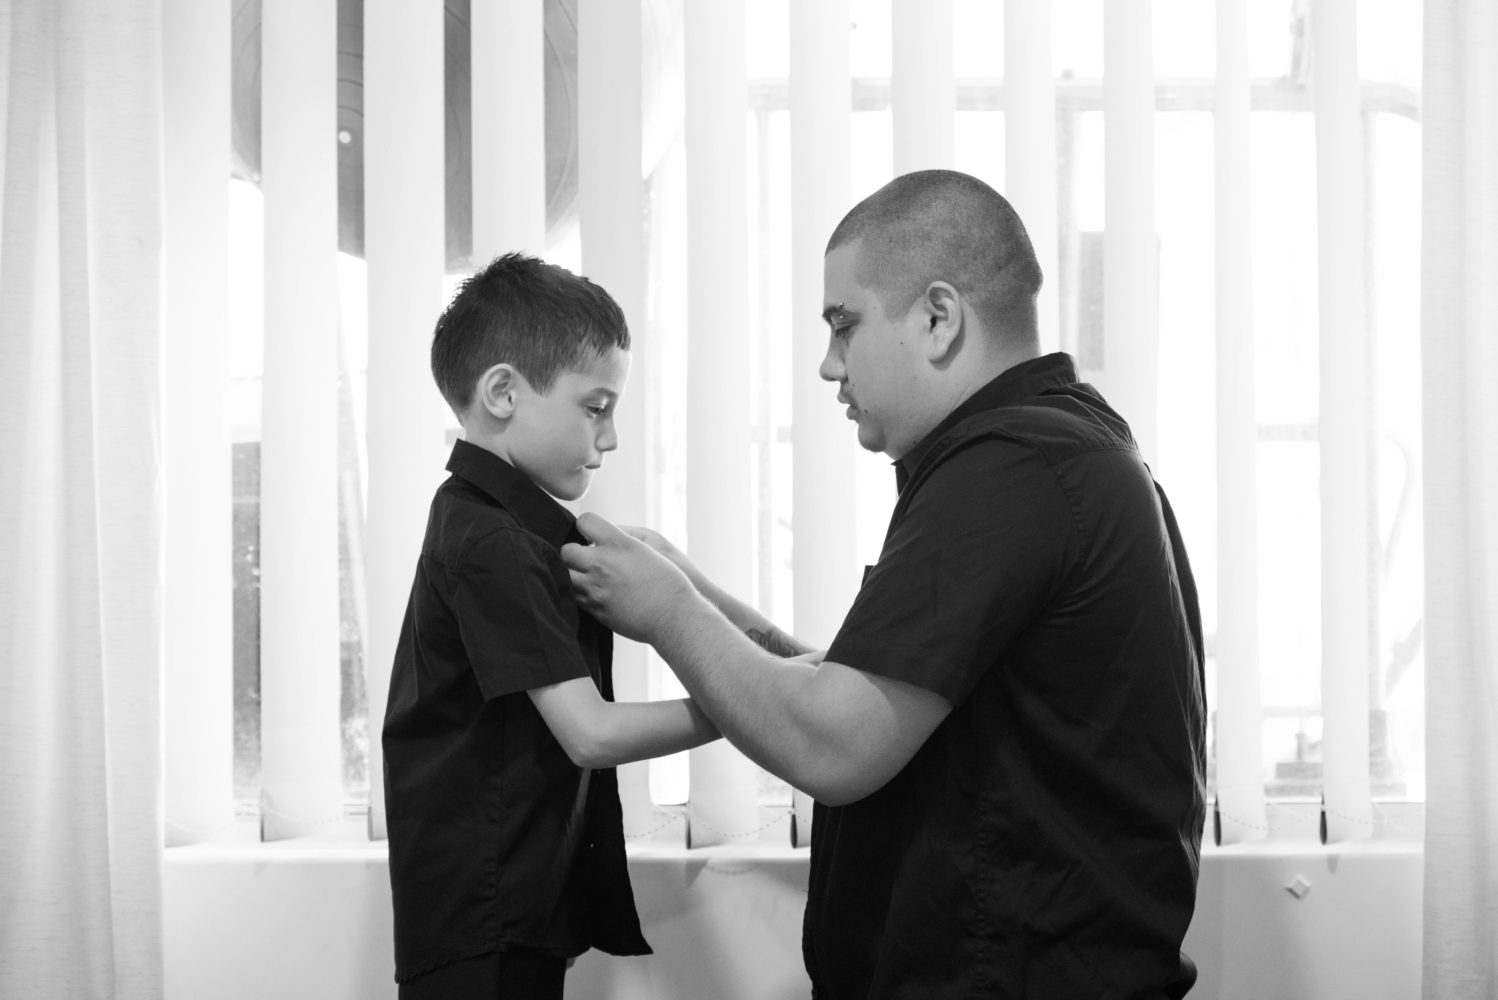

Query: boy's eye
586,404,608,417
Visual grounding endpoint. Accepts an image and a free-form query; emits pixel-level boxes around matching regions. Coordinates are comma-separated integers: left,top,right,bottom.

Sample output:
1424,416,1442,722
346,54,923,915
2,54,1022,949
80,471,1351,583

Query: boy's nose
597,417,619,453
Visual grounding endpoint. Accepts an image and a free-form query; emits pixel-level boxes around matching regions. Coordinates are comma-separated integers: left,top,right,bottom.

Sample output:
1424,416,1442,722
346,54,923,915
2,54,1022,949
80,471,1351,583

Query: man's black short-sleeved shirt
382,441,649,984
807,353,1207,1000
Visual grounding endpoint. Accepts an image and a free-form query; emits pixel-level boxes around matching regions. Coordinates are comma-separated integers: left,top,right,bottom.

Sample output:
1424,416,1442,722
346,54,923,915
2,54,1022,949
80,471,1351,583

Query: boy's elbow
558,722,627,769
558,732,611,769
532,682,620,769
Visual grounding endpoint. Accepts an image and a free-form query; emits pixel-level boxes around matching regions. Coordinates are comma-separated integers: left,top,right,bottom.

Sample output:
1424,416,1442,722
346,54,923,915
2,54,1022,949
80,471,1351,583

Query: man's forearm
645,593,842,795
693,575,814,658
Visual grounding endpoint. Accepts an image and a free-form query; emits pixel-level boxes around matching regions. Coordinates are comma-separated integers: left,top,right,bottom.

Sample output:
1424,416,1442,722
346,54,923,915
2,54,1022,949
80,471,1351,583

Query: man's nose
818,337,844,383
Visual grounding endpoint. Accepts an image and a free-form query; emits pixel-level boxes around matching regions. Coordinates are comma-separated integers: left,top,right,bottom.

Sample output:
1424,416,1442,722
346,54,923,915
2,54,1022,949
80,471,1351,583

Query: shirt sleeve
451,526,593,700
825,436,1079,706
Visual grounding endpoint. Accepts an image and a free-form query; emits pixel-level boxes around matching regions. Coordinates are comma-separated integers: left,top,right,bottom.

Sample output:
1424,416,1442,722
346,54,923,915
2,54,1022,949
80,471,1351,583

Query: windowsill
165,802,1425,860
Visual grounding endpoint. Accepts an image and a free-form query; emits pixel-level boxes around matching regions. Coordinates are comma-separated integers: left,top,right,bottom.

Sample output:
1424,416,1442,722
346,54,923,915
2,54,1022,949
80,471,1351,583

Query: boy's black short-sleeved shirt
382,440,649,984
806,353,1207,1000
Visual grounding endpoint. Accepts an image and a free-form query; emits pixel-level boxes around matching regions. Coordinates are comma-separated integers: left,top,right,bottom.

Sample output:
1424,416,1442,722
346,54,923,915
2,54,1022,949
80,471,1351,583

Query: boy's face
506,347,630,502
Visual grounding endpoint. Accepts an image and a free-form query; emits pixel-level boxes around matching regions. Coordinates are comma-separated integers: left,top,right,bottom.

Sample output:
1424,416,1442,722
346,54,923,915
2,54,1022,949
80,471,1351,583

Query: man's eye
832,325,854,341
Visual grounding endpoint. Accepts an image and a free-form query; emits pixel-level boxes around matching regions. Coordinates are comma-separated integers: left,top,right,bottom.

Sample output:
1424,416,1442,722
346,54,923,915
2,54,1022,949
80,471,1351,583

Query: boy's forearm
591,697,719,768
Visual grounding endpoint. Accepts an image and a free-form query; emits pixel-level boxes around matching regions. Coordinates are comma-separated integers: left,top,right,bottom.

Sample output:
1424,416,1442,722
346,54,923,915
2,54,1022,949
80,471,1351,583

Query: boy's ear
477,363,523,420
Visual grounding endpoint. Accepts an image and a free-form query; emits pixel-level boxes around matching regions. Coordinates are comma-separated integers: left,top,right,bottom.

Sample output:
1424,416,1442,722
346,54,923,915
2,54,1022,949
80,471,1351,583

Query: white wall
164,841,1422,1000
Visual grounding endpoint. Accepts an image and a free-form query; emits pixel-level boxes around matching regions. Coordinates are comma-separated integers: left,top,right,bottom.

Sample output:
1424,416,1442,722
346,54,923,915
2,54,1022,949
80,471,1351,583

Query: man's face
819,242,927,459
506,347,630,501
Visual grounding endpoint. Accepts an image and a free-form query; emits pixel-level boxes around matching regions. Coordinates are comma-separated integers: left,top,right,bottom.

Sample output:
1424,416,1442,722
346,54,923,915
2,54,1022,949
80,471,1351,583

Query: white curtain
0,0,165,996
1420,1,1498,996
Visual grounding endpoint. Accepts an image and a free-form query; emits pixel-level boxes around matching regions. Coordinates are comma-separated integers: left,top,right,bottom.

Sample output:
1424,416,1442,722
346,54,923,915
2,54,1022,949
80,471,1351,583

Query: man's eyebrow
821,302,856,325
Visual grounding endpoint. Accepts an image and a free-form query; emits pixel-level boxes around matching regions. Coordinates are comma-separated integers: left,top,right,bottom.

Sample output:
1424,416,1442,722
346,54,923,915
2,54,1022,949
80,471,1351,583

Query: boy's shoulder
424,474,558,573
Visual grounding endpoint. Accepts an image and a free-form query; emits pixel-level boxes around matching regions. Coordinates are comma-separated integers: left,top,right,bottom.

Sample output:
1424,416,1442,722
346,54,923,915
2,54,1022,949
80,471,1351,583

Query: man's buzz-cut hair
825,169,1043,341
431,252,630,414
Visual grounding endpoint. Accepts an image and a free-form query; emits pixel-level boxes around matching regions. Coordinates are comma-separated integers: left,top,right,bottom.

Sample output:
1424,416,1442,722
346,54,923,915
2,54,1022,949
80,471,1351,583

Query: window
203,0,1424,841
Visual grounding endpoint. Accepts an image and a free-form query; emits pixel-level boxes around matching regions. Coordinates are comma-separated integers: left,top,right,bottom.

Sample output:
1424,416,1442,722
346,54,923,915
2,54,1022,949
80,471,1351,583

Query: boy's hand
563,513,698,642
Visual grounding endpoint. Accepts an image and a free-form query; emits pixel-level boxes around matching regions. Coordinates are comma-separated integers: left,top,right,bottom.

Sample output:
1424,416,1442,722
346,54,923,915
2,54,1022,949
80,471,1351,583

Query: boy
382,253,718,999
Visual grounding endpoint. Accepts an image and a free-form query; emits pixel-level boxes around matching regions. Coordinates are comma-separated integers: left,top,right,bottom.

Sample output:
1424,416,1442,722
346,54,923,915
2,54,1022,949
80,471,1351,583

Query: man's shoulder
947,386,1136,466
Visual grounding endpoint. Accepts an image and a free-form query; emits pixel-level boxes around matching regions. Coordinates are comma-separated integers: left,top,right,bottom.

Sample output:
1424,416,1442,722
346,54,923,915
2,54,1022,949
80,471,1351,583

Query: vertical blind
1102,0,1159,465
680,0,772,847
574,0,665,842
1311,0,1377,843
361,0,447,842
257,0,344,841
1210,0,1266,844
161,0,1419,847
788,0,855,847
163,0,234,846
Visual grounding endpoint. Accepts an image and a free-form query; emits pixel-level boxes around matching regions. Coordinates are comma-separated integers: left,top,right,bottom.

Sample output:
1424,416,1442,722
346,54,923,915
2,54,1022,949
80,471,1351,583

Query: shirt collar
895,352,1080,491
446,439,579,548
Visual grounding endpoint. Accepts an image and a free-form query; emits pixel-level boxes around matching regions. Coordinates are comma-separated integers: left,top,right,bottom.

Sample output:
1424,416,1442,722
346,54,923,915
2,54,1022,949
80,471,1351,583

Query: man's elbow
793,758,892,808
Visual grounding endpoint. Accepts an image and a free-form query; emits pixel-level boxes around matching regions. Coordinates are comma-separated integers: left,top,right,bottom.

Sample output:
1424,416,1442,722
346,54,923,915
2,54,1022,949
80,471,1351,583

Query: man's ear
921,282,963,362
477,363,523,419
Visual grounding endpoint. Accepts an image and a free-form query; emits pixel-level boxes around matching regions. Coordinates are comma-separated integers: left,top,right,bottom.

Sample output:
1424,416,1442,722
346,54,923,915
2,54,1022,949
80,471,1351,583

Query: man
563,169,1206,999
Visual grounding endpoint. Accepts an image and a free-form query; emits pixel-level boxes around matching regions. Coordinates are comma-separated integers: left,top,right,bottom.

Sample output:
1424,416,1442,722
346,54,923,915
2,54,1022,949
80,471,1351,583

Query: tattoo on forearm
745,627,808,658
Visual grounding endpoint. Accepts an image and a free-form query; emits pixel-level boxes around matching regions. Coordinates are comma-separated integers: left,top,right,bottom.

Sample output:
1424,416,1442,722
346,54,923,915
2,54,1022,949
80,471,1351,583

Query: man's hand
562,512,699,643
619,525,705,591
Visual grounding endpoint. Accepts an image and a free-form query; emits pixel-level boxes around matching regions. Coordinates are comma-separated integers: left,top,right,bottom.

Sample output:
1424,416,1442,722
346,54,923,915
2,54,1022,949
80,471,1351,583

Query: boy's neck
458,418,513,466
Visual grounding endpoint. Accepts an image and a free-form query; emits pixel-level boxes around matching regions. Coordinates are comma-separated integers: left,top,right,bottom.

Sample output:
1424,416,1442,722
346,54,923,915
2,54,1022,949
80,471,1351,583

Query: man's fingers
559,540,591,571
574,510,626,545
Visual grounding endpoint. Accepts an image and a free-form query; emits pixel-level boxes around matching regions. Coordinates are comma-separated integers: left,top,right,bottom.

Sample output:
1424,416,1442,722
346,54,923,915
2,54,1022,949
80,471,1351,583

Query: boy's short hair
431,252,630,414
